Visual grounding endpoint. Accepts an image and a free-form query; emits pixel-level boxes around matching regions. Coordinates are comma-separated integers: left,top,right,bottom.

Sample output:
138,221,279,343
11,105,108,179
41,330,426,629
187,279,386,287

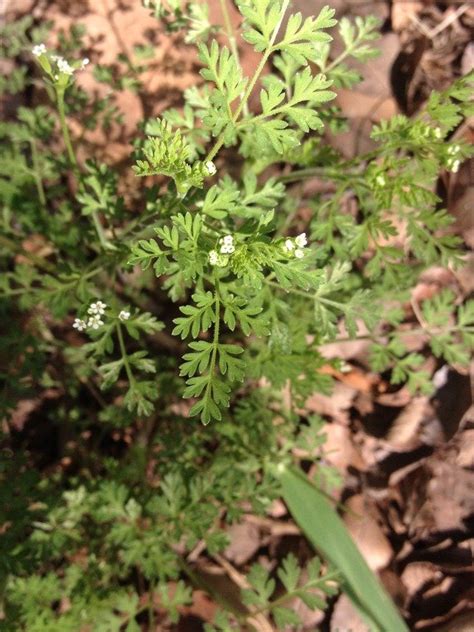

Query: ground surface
3,0,474,630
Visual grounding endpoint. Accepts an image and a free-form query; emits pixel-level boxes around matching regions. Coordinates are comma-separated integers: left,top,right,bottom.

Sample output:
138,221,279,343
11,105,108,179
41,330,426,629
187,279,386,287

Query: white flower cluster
52,55,74,75
32,43,47,57
73,318,87,332
32,45,90,80
208,235,235,267
86,300,107,330
447,144,461,173
209,250,220,266
283,232,307,259
119,310,130,321
219,235,235,254
205,160,217,176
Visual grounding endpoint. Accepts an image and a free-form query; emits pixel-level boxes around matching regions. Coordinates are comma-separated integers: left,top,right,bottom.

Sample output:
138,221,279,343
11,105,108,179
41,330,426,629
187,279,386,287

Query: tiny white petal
295,233,307,248
72,318,87,331
56,57,74,75
294,249,304,259
434,127,442,139
32,44,47,57
119,310,130,321
205,160,216,175
209,250,219,265
450,160,460,173
284,239,294,252
376,174,386,187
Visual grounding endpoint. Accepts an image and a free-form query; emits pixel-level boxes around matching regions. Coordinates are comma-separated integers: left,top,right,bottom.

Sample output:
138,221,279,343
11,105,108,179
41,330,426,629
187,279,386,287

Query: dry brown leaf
330,594,370,632
344,494,393,571
391,0,423,32
223,521,261,566
401,561,440,602
456,428,474,468
386,397,434,449
323,423,367,472
304,382,357,422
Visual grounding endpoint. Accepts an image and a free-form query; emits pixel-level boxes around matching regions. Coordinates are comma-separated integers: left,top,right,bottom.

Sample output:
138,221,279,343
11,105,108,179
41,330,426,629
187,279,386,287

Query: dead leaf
304,382,357,422
344,494,393,571
386,397,435,449
391,1,423,32
224,521,261,566
323,423,367,472
330,594,370,632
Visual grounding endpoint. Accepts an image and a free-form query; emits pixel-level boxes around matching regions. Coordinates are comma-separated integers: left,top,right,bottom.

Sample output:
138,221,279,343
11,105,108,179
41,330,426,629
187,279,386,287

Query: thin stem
218,0,248,116
324,33,365,75
177,558,248,624
56,89,77,169
0,234,55,272
116,322,135,385
56,88,113,250
204,291,221,402
251,570,340,618
205,0,291,163
30,139,47,209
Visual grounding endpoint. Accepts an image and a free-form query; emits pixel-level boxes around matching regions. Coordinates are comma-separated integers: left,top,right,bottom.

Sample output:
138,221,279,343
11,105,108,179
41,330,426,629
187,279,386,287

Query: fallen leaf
224,521,261,566
330,594,370,632
344,494,393,571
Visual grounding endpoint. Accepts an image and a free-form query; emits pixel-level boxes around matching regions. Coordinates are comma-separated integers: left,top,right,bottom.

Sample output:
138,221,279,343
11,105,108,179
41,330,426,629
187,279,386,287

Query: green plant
1,1,473,630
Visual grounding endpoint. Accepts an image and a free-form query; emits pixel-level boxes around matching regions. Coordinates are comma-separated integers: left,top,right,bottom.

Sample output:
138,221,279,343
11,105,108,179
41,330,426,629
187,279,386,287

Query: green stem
324,35,364,74
218,0,248,116
116,322,135,385
56,89,78,169
205,0,291,163
204,292,221,402
30,139,47,209
251,570,340,618
177,559,248,624
0,234,55,272
56,88,113,251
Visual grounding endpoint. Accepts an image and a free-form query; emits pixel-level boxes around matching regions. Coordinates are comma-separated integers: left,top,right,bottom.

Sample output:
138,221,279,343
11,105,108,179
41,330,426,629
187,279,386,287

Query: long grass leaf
278,465,408,632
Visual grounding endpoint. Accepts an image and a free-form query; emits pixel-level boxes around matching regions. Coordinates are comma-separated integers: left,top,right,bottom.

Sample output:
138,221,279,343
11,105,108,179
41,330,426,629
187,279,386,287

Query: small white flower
209,250,219,265
56,56,74,75
87,315,104,330
376,174,386,187
284,239,295,252
205,160,216,176
434,127,442,139
220,243,235,254
450,159,461,173
295,233,307,248
447,144,460,156
80,58,90,70
294,249,304,259
119,310,130,321
32,44,47,57
88,301,107,316
219,235,235,255
72,318,87,332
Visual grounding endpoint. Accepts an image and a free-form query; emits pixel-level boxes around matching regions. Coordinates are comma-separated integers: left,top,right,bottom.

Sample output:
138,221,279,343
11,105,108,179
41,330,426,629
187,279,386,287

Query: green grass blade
278,465,408,632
